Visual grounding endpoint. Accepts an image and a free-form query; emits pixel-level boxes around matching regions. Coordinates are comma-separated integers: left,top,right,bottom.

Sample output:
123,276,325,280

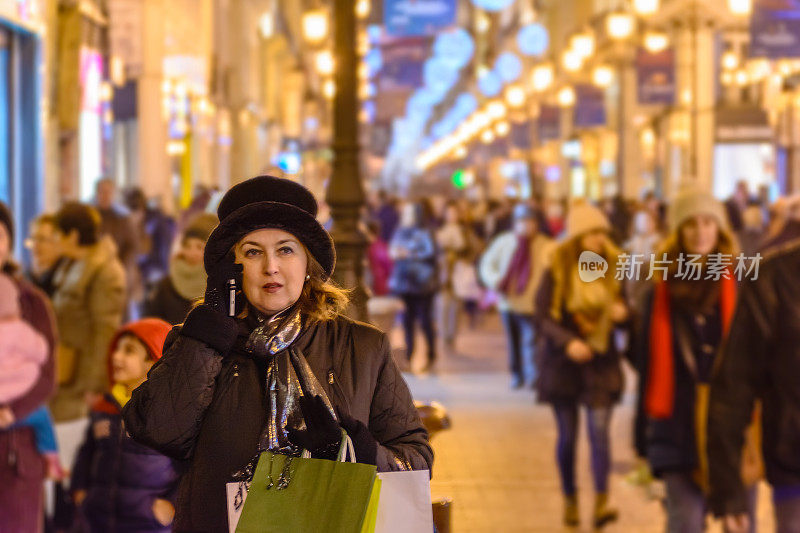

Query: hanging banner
378,38,431,91
750,0,800,58
384,0,456,37
636,48,675,105
538,105,560,142
574,84,606,128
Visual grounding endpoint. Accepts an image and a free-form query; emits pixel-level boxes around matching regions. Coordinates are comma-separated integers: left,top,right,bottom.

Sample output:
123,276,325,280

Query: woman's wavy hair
297,246,350,322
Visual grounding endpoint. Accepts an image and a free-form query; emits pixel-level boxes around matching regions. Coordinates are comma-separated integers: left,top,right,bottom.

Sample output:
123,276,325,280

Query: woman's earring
305,274,310,281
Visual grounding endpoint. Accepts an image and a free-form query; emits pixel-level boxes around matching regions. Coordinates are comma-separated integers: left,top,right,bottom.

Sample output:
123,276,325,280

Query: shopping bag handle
298,430,355,463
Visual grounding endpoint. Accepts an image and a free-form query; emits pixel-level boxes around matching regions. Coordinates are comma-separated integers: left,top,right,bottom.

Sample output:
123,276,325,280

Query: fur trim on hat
668,187,730,234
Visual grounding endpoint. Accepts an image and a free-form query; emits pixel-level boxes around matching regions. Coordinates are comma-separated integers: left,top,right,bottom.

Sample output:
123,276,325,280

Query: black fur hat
204,176,335,277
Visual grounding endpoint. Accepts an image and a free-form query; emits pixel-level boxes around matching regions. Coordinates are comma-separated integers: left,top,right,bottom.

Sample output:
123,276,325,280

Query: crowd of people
1,173,799,531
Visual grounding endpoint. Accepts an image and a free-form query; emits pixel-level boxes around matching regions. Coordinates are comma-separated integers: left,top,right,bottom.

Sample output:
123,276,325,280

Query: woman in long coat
123,176,433,532
0,201,58,531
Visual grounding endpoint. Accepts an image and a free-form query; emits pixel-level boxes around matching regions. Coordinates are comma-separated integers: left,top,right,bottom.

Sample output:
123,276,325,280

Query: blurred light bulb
481,129,495,144
476,12,491,34
570,32,595,59
592,65,614,88
727,0,751,15
505,85,526,108
633,0,659,15
722,51,739,71
455,145,467,158
302,9,328,43
259,12,275,38
487,100,507,120
735,69,749,86
355,0,370,19
557,86,576,107
606,12,635,40
315,50,335,75
323,79,336,99
644,32,669,53
531,64,554,92
495,121,510,136
562,50,582,72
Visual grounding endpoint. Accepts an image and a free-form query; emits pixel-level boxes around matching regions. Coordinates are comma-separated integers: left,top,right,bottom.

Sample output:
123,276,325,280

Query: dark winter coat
144,276,192,325
0,274,57,531
709,240,800,515
633,287,724,475
72,394,180,532
388,227,439,295
533,270,625,406
123,309,433,533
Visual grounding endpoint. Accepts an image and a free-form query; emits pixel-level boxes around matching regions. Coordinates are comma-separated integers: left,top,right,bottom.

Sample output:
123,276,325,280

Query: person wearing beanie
71,318,180,532
480,201,555,388
123,175,432,532
388,201,440,372
144,213,218,324
534,200,629,528
0,201,59,532
631,187,760,533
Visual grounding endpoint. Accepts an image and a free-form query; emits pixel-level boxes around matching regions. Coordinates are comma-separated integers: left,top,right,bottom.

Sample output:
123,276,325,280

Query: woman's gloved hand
287,395,342,460
203,251,244,317
287,395,379,465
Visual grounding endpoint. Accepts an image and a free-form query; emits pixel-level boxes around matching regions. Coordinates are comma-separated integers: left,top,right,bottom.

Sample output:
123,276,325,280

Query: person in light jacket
480,203,554,388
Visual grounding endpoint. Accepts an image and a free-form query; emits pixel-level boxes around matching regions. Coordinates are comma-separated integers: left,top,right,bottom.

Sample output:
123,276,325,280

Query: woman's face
580,230,607,255
680,214,719,256
27,222,61,271
234,228,308,317
444,206,460,225
181,237,205,266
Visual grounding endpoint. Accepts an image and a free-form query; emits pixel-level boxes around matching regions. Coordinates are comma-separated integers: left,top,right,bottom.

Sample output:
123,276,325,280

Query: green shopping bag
360,477,381,533
236,432,379,533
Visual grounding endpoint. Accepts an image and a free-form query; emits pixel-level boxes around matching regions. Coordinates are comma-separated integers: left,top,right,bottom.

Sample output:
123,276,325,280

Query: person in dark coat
144,214,216,325
534,201,629,529
633,189,758,533
388,202,439,372
0,201,58,531
95,178,138,270
122,176,433,533
72,318,178,532
708,237,800,533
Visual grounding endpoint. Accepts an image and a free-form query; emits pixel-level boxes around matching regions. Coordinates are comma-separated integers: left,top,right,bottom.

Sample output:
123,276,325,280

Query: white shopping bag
375,470,433,533
226,481,248,533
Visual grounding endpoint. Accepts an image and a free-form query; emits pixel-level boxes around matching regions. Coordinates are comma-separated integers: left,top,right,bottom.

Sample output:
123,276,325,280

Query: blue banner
538,105,560,141
378,38,430,91
636,48,675,105
574,84,606,128
751,0,800,58
384,0,456,37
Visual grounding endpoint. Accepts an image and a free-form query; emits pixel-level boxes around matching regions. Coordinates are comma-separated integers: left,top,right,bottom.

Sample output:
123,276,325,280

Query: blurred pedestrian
436,201,469,352
0,273,64,480
534,201,629,529
95,177,138,270
71,318,179,532
124,187,177,296
144,214,216,325
366,220,392,297
0,201,58,532
50,203,126,431
623,209,662,313
480,203,554,389
389,202,439,371
739,204,765,258
372,191,400,243
761,195,800,253
708,238,800,533
25,213,68,297
725,180,750,234
633,189,757,533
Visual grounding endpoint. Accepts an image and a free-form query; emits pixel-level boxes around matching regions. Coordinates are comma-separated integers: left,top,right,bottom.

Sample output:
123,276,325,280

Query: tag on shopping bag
374,470,433,533
226,482,248,533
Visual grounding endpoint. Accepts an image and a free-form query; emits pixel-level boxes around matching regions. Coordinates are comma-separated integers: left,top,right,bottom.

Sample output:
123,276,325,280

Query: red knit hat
108,318,172,362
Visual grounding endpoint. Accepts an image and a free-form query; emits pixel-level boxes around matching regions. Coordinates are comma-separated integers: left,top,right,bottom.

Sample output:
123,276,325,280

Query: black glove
338,412,378,467
204,251,244,317
287,395,342,460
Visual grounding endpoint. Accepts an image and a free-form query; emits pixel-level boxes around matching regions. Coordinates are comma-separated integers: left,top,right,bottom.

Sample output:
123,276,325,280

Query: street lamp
606,12,636,40
570,32,595,60
531,64,554,92
592,65,615,88
302,9,329,44
562,50,583,72
557,86,576,107
315,50,335,75
633,0,659,16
